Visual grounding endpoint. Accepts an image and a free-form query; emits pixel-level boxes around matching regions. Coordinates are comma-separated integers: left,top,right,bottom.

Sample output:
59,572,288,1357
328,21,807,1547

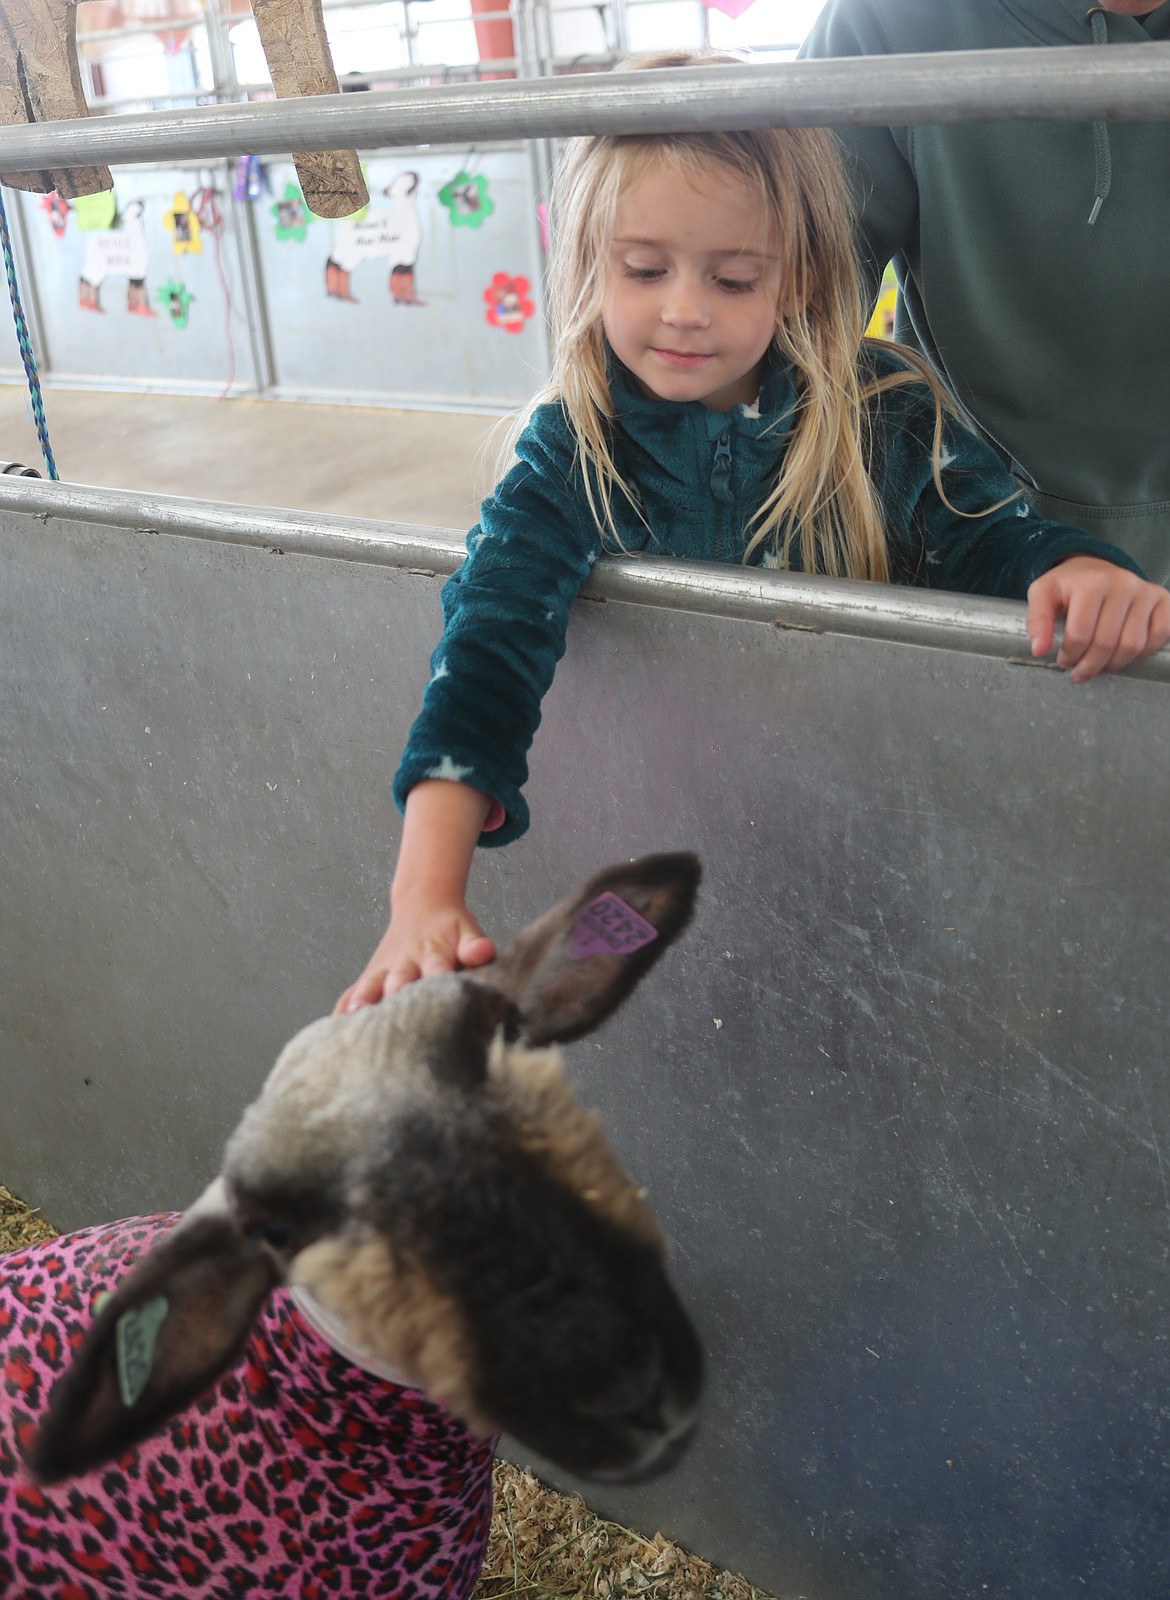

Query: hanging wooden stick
252,0,368,217
0,0,111,198
0,0,368,217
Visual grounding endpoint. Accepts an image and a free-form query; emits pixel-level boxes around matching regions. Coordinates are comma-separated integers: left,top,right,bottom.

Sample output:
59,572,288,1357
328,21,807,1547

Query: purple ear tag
566,891,659,960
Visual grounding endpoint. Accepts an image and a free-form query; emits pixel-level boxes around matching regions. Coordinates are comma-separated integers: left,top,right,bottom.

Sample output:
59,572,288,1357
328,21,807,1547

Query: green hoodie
799,0,1170,580
394,348,1141,846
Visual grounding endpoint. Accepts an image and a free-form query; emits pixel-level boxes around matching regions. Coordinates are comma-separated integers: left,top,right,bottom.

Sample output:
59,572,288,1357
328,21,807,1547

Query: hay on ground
478,1460,775,1600
0,1184,57,1253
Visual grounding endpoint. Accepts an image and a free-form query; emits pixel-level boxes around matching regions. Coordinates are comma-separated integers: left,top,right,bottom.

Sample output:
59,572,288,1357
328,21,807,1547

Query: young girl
336,50,1170,1012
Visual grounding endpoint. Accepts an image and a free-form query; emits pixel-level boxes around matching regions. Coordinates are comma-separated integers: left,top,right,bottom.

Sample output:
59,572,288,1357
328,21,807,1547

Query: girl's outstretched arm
334,779,496,1013
1026,557,1170,683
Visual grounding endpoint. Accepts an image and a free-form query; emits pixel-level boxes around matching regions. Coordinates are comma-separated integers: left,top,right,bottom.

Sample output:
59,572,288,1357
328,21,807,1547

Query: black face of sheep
27,853,704,1487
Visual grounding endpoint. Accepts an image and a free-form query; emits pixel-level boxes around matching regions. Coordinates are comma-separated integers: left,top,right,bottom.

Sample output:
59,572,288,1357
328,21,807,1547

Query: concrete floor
0,382,505,529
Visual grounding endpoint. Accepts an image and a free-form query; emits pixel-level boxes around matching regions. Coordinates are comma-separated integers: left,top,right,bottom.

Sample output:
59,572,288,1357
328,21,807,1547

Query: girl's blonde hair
522,50,982,582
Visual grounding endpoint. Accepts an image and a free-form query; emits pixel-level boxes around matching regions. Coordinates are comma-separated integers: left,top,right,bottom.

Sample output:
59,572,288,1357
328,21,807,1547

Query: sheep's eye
246,1220,295,1252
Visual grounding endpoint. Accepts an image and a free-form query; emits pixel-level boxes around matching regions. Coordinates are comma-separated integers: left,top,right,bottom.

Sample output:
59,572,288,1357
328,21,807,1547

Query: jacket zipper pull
711,433,733,503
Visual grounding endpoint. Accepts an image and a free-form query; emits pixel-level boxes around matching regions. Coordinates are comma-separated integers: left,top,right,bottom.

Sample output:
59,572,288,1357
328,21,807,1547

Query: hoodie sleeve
392,408,603,848
798,0,918,306
874,374,1146,598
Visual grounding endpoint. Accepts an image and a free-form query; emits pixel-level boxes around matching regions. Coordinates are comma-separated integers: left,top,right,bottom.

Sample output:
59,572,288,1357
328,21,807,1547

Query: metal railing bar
0,48,1166,174
2,476,1166,678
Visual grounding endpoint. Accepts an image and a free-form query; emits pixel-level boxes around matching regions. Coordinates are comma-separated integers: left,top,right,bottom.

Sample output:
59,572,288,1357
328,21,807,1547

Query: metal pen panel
1,483,1167,1598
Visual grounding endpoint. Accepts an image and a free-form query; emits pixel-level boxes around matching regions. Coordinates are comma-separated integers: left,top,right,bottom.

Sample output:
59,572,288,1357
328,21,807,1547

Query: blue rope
0,184,59,481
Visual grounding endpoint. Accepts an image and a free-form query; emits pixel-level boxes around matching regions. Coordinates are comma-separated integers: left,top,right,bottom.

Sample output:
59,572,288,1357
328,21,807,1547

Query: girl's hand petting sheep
1026,557,1170,683
336,892,495,1012
335,778,497,1012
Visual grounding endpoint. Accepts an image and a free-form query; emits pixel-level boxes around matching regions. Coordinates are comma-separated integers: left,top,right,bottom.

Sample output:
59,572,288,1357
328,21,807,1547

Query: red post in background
469,0,515,79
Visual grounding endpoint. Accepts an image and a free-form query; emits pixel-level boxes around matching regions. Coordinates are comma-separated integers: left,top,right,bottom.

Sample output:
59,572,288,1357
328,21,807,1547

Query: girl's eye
716,278,757,295
624,265,664,282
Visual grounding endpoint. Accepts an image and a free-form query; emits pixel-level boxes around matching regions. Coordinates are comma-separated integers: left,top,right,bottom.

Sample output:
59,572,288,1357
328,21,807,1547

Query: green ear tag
115,1296,169,1408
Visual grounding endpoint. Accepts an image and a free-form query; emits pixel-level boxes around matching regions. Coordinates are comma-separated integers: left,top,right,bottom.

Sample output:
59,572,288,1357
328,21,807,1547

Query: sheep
0,852,703,1599
78,199,153,316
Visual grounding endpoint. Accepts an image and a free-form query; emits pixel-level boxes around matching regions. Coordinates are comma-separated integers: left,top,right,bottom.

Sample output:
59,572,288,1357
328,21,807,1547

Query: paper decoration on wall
73,188,117,232
78,199,154,316
272,184,312,242
325,172,424,305
866,263,898,339
39,192,69,238
699,0,757,16
438,171,494,229
484,272,535,334
156,278,194,329
162,192,202,256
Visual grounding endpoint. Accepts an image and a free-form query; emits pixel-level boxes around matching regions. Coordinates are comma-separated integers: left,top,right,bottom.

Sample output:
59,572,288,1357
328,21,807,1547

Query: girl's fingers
1026,580,1060,658
1147,593,1170,655
338,968,391,1013
383,957,423,996
457,934,497,969
1058,587,1112,680
417,942,460,979
1104,600,1161,675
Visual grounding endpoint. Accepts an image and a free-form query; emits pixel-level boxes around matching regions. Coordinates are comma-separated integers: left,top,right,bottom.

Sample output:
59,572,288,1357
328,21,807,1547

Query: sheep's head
28,853,703,1486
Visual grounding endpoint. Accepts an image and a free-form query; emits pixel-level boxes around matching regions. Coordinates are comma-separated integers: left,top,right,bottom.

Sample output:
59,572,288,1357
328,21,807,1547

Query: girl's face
601,160,782,413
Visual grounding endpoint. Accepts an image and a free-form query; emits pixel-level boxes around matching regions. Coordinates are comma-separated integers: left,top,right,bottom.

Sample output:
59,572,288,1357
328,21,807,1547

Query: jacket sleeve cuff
391,751,530,848
1028,531,1147,587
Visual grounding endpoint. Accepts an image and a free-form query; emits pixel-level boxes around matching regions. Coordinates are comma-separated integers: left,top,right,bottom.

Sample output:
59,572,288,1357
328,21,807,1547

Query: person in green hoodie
334,50,1170,1013
799,0,1170,581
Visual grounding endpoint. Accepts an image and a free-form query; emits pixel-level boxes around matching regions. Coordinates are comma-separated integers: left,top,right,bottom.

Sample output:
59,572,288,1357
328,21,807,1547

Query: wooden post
0,0,111,197
0,0,368,218
252,0,367,218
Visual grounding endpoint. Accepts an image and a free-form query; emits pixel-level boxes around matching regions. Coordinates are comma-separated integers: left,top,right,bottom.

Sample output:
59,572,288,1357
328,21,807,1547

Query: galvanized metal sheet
1,489,1167,1599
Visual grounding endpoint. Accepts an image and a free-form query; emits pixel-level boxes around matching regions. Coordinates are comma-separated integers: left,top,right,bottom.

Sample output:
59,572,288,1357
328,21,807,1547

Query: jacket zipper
712,433,733,561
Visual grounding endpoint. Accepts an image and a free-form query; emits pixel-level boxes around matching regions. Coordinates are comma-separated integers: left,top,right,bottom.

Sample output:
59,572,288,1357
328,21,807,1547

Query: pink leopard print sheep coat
0,1214,495,1600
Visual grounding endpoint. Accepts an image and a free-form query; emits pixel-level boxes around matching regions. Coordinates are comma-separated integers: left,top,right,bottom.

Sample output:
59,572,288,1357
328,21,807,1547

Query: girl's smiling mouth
651,347,713,365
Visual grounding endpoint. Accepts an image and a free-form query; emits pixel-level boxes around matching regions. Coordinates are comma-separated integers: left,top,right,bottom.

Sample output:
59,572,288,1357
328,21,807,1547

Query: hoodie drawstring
1085,7,1113,226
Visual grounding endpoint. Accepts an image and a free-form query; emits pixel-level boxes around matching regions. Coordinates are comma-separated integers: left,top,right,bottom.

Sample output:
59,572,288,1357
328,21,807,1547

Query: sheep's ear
426,983,521,1089
481,852,701,1046
26,1205,279,1485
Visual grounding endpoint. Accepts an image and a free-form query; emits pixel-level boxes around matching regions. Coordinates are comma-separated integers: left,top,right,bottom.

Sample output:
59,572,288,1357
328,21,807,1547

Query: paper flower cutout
271,184,312,242
484,272,535,334
162,192,202,255
156,278,194,329
439,171,494,229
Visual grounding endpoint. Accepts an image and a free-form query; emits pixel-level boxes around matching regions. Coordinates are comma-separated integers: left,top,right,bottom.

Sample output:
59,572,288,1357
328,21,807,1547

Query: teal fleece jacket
799,0,1170,580
394,347,1142,845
